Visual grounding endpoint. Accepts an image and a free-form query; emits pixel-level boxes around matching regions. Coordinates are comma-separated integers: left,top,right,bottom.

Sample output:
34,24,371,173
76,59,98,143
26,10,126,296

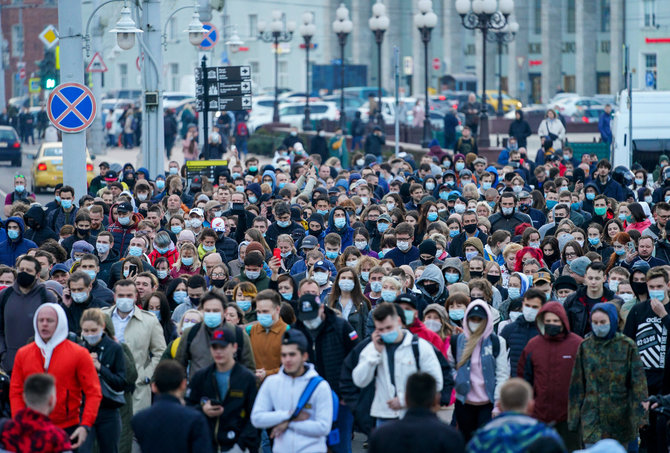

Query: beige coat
102,306,166,413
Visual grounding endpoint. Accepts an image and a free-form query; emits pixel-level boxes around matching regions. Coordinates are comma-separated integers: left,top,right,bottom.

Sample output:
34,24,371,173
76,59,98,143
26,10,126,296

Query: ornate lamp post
369,1,389,125
414,0,438,148
258,11,296,123
487,21,518,116
333,3,353,129
300,13,316,130
455,0,514,147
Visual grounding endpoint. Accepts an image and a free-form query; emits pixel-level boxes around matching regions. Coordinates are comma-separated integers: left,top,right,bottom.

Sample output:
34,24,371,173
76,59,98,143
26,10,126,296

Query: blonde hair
503,243,523,259
80,308,106,326
233,282,258,300
177,309,202,332
173,242,200,270
381,276,402,291
457,303,488,369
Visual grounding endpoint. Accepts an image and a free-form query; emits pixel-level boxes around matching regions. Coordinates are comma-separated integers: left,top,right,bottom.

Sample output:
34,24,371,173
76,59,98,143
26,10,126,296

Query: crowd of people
0,127,668,453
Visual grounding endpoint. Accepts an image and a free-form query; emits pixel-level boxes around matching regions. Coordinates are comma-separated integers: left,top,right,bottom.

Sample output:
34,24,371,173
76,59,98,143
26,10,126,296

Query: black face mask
545,324,563,337
631,281,648,297
309,228,322,237
189,296,201,306
554,216,565,225
486,274,500,285
17,271,35,288
470,271,483,279
211,279,226,288
77,228,90,237
423,283,439,296
420,257,434,265
519,204,530,213
464,223,478,235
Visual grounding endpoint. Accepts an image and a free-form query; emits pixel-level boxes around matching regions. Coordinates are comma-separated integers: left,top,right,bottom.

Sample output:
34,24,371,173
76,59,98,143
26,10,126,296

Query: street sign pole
0,6,6,111
200,55,209,159
57,0,87,199
89,0,105,157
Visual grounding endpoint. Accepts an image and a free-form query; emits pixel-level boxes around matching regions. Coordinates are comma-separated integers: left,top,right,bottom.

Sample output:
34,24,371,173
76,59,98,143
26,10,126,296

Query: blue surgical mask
588,237,600,246
361,271,370,282
381,290,397,302
585,193,595,200
203,312,222,328
171,225,183,234
529,242,540,249
449,229,460,238
427,212,438,222
317,209,330,216
248,196,258,204
649,289,666,301
371,281,383,293
381,329,399,344
280,292,293,301
481,182,492,190
618,213,627,221
71,291,88,303
377,223,389,233
425,182,435,191
546,200,557,209
465,251,478,261
173,290,188,304
439,192,450,200
508,287,521,299
155,246,169,255
157,270,168,279
591,322,610,338
326,251,339,260
7,229,19,240
202,244,215,252
404,310,415,325
118,216,131,226
635,178,644,186
455,162,465,171
14,185,24,193
277,220,290,228
84,270,97,281
128,246,142,257
96,242,109,254
445,273,459,284
156,180,165,189
338,279,355,292
181,256,194,266
334,217,346,229
61,199,73,210
169,167,178,175
258,313,274,328
149,310,161,321
449,309,465,321
615,248,626,256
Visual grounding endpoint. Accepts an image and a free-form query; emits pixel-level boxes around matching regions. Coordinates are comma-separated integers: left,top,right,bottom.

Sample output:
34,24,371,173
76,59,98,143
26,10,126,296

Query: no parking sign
47,82,97,133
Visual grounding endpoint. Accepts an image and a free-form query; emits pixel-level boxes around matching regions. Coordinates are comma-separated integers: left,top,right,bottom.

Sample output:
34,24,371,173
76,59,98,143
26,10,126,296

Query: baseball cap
467,304,488,319
297,294,321,321
210,329,236,347
313,260,329,272
50,263,69,276
104,170,118,182
282,329,309,351
117,201,133,213
378,214,392,223
211,217,226,233
533,271,553,285
301,236,319,250
189,207,204,217
395,293,417,308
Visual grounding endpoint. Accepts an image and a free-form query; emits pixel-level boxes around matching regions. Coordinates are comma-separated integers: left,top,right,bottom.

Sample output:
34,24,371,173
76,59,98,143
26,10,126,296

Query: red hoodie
409,320,446,355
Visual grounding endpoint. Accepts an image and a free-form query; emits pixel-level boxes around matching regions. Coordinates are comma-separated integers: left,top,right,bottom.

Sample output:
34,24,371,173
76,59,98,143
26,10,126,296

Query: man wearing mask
563,262,614,337
61,211,96,255
239,251,271,291
624,267,670,453
489,193,532,235
311,260,334,301
47,185,78,232
22,205,58,246
248,290,288,382
108,236,156,288
108,202,140,256
94,232,118,285
592,159,624,201
0,217,36,267
500,289,545,377
518,191,546,231
102,280,166,413
0,256,57,372
385,223,420,267
77,254,114,305
171,275,207,323
448,211,487,259
282,126,303,150
292,293,359,453
62,271,111,335
538,203,571,238
266,202,305,250
410,239,443,270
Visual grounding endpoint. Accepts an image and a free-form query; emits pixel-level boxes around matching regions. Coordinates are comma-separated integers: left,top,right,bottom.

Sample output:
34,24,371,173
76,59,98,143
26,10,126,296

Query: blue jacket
384,246,420,267
453,332,499,404
500,317,539,377
599,111,612,144
467,412,564,453
592,176,624,202
324,208,354,251
0,217,37,267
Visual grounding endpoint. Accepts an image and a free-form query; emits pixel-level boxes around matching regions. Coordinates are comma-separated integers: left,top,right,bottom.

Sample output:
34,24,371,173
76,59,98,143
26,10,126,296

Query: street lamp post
300,13,316,131
369,1,389,125
487,21,518,117
332,3,353,130
258,11,295,124
455,0,514,148
414,0,438,148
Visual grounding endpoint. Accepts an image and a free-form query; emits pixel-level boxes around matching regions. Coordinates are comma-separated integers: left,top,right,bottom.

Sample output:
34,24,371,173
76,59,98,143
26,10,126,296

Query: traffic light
38,49,58,90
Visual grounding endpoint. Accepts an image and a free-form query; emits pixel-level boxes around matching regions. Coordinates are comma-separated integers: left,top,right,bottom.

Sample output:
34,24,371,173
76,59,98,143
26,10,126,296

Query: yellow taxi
30,142,95,193
485,90,522,113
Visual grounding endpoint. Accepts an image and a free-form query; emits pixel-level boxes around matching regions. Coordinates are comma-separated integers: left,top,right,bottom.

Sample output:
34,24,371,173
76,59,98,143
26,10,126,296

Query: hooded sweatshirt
0,217,36,267
22,205,59,246
416,264,447,314
324,207,354,251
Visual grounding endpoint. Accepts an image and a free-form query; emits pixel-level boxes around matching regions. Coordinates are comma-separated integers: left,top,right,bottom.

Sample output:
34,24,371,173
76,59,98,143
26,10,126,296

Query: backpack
293,376,340,446
410,335,454,406
236,122,248,137
185,322,245,363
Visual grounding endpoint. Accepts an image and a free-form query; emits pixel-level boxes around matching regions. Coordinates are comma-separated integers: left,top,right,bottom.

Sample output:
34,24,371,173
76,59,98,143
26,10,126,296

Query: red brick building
1,0,58,102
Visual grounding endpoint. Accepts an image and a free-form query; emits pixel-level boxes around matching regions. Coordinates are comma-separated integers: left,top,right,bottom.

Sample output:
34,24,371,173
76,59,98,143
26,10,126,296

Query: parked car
164,92,196,110
548,92,579,106
276,101,339,130
31,142,95,193
0,126,21,166
322,94,364,122
569,106,610,124
553,96,604,116
485,90,523,113
357,97,417,124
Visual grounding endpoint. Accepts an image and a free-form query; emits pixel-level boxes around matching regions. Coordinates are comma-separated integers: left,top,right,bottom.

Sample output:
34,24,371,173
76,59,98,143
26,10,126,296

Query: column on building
575,0,597,96
351,0,374,89
443,0,465,77
609,0,624,94
475,29,497,105
540,0,561,103
508,0,529,104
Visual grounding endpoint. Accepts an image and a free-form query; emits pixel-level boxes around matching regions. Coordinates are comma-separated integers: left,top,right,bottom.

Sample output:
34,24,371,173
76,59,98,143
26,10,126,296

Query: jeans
453,401,493,442
331,403,354,453
260,429,272,453
79,407,121,453
351,136,363,151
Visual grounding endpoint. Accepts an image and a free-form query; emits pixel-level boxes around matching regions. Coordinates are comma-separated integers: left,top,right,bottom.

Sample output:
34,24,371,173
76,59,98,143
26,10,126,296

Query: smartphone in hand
273,248,282,261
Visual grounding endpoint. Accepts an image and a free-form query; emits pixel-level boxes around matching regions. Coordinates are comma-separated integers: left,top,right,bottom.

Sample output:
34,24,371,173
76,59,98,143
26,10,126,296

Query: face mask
487,274,500,285
576,240,584,248
245,268,261,280
635,178,644,186
235,186,245,193
468,321,481,333
591,322,610,338
546,200,557,209
449,309,465,321
424,319,441,333
304,316,323,329
7,230,19,240
545,324,562,337
443,160,451,168
608,280,620,292
179,256,193,267
127,246,142,257
325,250,339,260
116,297,135,313
466,251,479,261
425,182,435,191
258,313,274,328
439,192,450,200
387,202,395,211
122,268,130,278
173,291,188,305
82,331,103,346
360,196,369,205
249,165,259,172
427,212,438,222
371,281,382,293
248,196,258,204
155,180,165,190
619,293,634,303
61,199,73,210
464,223,478,235
523,306,539,322
204,312,222,328
381,290,397,302
455,162,465,172
381,329,399,344
202,244,216,253
666,196,670,203
445,273,459,284
454,204,466,214
502,207,514,216
582,192,596,202
190,219,203,229
345,258,359,268
137,193,148,202
149,310,161,321
356,157,364,165
618,214,627,221
380,248,392,257
470,271,483,279
508,287,521,299
397,241,410,252
338,279,355,292
509,311,522,322
334,217,347,229
404,310,415,325
14,184,24,193
154,270,168,280
615,248,626,256
571,202,581,211
449,229,460,238
169,225,183,235
72,290,90,303
513,185,523,193
645,196,653,204
169,167,179,175
155,246,169,255
353,241,368,252
481,182,492,190
377,223,389,233
359,271,370,283
528,241,540,249
316,209,329,217
588,237,600,246
314,271,329,286
277,220,291,228
557,296,567,304
649,289,666,301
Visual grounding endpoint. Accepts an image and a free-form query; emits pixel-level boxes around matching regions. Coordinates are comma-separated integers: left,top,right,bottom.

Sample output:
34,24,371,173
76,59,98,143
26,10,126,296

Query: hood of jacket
536,301,570,339
327,206,350,231
23,206,46,230
486,166,499,187
262,170,277,192
246,183,262,199
33,303,69,370
442,257,464,279
463,299,493,339
5,216,25,241
416,264,446,299
584,182,600,195
591,302,618,340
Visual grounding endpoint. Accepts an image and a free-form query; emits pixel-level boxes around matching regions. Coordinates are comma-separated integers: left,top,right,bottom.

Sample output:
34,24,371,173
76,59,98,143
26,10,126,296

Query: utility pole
140,0,164,177
88,0,104,157
0,6,6,110
57,0,88,199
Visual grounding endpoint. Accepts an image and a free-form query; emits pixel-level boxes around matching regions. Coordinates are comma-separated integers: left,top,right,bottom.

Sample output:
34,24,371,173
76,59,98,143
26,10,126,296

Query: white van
612,89,670,170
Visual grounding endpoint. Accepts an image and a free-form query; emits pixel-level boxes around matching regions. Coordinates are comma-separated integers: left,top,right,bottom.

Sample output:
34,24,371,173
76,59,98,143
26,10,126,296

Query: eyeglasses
211,273,226,278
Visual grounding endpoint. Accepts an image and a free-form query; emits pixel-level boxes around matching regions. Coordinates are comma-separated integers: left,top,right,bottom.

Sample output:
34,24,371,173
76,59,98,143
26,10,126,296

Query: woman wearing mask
151,257,170,292
624,202,652,233
275,234,301,273
271,274,297,309
165,278,188,311
208,264,228,291
423,304,453,356
329,267,371,338
499,272,530,320
537,109,565,151
424,177,438,198
521,228,542,249
233,281,258,324
568,303,647,448
170,242,200,278
540,237,561,269
339,246,363,272
147,231,179,267
229,241,249,278
585,224,613,260
448,300,510,442
605,232,635,273
501,243,523,287
415,202,439,245
120,257,143,282
551,240,584,276
79,308,127,453
143,292,177,345
445,293,469,332
353,228,379,259
224,303,245,326
357,256,379,288
168,215,186,236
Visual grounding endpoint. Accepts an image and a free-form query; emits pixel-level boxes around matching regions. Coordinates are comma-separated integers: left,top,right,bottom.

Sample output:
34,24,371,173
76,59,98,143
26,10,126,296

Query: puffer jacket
518,302,582,424
22,205,58,246
0,217,37,267
148,245,179,267
500,315,539,377
107,203,142,256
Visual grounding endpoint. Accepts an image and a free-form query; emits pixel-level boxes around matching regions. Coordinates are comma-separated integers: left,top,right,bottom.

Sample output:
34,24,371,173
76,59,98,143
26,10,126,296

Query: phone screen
233,202,244,211
273,248,282,261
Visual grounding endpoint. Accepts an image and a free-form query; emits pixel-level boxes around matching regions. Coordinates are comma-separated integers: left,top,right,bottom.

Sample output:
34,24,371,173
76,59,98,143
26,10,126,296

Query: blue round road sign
200,23,218,49
47,82,97,133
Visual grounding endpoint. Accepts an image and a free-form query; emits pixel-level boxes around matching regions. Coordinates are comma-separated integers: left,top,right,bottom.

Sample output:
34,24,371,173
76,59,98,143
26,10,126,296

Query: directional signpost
46,82,96,133
195,58,252,158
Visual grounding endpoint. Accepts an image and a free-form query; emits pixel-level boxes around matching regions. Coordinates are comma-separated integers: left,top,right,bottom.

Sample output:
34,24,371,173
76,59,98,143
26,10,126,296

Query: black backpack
410,335,455,406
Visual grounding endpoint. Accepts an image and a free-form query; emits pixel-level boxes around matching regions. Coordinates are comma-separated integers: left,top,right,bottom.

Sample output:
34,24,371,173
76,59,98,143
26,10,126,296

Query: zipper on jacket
66,390,69,418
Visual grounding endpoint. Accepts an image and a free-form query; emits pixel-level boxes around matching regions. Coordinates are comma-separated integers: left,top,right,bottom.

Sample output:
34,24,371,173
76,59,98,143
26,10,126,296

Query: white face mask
304,316,323,329
468,321,482,333
509,311,522,321
522,306,539,322
424,319,442,333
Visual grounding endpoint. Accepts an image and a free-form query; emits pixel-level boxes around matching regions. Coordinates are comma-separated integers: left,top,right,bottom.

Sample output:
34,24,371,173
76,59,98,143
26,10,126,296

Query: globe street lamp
487,21,518,117
369,1,389,125
258,11,296,123
109,3,143,51
300,12,316,131
455,0,514,148
332,3,353,129
414,0,438,148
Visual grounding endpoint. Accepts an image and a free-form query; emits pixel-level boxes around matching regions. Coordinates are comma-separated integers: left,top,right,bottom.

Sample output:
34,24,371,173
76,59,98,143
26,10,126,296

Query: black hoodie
22,205,58,246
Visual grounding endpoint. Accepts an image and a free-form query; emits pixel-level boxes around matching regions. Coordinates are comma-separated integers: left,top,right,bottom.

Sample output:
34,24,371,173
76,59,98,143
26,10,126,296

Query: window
11,24,22,57
248,14,257,37
170,63,179,91
643,53,657,89
601,0,610,32
119,64,128,89
643,0,656,28
567,0,576,33
534,0,542,34
167,16,177,42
